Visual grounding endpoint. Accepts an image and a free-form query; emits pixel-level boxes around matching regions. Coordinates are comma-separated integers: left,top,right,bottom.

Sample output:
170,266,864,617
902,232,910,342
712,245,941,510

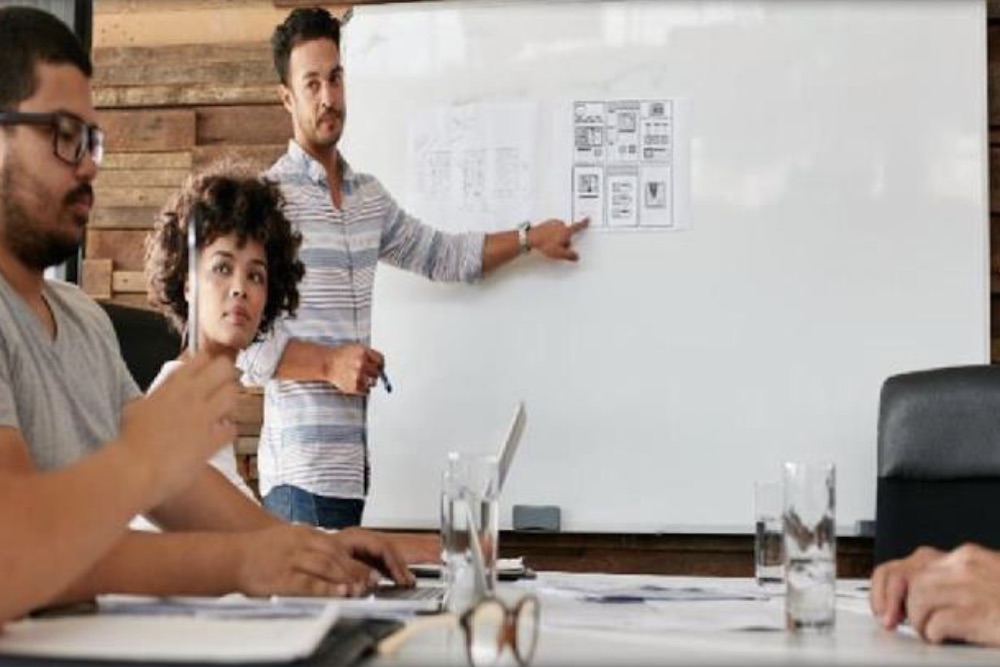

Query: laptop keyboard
374,585,445,601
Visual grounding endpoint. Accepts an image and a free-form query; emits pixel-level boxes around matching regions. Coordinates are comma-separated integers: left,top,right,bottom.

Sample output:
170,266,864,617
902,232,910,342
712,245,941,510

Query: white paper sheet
0,595,339,663
524,573,783,634
405,102,537,233
570,98,691,231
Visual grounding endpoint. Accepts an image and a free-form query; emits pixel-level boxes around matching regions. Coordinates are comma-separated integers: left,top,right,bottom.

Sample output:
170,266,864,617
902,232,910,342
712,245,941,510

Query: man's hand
322,344,385,395
119,353,238,496
870,545,944,629
906,544,1000,646
337,527,416,586
528,217,589,262
234,524,378,598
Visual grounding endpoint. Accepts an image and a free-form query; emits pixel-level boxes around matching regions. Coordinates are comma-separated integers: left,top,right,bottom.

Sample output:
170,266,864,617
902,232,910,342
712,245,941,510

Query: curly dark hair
145,161,305,342
272,7,341,86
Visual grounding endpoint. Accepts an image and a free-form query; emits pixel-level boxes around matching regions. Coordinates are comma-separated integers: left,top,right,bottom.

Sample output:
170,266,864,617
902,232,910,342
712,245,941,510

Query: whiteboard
342,0,989,533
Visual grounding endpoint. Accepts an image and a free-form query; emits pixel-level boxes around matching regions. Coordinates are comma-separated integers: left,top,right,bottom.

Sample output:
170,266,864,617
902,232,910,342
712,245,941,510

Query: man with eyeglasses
0,5,416,620
0,6,239,624
0,110,103,166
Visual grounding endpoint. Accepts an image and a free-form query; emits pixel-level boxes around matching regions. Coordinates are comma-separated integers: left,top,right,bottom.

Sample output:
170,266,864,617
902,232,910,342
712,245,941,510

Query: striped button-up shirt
240,140,485,499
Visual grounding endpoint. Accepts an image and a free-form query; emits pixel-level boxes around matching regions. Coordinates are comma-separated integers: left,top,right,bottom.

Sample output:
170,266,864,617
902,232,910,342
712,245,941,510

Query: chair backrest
875,365,1000,564
99,302,181,392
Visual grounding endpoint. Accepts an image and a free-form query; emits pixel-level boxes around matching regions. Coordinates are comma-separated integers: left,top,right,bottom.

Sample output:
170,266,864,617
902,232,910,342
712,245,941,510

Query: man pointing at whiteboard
241,7,588,530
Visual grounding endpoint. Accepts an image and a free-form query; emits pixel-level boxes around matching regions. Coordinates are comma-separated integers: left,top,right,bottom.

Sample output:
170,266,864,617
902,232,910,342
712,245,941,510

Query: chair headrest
98,301,181,392
879,365,1000,479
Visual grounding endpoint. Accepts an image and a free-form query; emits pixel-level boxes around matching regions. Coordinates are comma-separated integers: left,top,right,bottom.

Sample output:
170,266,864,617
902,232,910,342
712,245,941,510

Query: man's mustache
65,183,94,207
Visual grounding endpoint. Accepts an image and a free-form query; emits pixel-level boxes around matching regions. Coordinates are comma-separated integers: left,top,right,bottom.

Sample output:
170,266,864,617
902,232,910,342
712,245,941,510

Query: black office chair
874,365,1000,565
99,301,181,392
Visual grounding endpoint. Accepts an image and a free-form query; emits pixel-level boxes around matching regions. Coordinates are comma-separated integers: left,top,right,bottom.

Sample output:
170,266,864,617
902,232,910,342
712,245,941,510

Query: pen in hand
379,367,393,393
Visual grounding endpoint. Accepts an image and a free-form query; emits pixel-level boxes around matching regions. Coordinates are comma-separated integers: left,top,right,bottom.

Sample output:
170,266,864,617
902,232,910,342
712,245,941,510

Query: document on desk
0,595,340,663
581,584,769,603
526,573,783,634
542,598,784,634
532,574,770,603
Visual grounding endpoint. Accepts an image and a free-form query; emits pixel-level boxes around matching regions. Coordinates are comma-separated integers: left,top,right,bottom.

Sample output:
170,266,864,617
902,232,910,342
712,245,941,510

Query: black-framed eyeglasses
0,110,104,166
459,594,539,667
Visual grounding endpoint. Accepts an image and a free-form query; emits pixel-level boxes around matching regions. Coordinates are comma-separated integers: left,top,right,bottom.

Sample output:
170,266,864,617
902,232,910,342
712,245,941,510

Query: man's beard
315,109,344,148
0,162,86,272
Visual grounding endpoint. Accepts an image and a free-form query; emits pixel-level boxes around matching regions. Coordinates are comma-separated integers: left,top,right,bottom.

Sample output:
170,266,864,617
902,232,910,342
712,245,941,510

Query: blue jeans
262,484,365,529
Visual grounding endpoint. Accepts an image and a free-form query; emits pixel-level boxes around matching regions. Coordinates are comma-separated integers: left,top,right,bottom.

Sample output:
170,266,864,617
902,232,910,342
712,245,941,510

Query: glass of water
753,480,784,588
441,452,500,613
782,462,836,633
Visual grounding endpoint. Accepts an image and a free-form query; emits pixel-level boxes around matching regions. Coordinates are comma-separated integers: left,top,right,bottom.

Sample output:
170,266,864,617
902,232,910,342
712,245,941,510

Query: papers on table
0,595,339,664
519,574,878,635
530,572,772,603
524,573,784,634
542,597,785,634
99,594,330,619
569,583,770,604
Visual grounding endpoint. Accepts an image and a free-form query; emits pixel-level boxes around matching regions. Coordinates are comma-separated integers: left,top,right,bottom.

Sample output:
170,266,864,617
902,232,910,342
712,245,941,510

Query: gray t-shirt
0,274,140,471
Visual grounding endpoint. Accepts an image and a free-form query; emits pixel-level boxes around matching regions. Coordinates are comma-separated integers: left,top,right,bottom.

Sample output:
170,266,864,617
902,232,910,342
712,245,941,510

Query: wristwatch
517,220,532,255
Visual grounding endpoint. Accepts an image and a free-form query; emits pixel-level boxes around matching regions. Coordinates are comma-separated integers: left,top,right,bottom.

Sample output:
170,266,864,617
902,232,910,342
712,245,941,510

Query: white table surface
372,572,1000,666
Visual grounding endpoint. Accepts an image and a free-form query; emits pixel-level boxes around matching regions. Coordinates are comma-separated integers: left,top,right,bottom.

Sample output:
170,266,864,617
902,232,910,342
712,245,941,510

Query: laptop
370,402,528,611
497,401,527,491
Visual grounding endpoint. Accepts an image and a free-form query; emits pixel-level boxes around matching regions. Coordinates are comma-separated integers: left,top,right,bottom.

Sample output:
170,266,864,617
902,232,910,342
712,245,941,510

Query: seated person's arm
0,427,155,621
51,522,382,603
143,463,279,533
0,354,249,618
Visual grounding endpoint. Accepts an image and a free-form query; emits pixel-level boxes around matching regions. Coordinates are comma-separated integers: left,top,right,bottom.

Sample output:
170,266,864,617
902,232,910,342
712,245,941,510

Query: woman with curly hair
141,162,437,568
145,162,305,500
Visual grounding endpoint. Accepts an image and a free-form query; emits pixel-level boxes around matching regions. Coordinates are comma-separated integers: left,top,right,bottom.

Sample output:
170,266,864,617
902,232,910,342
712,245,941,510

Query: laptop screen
497,402,526,491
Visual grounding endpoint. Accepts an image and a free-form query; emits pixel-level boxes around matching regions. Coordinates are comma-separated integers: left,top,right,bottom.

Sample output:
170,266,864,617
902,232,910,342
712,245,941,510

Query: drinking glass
441,452,500,613
783,462,836,632
754,480,784,587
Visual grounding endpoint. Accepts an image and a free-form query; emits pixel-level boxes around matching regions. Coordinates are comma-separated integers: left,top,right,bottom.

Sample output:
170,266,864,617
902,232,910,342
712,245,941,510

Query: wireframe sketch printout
405,102,536,234
572,99,689,231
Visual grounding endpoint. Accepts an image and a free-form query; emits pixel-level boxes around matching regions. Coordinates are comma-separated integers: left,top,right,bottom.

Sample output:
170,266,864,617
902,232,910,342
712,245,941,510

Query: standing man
0,5,413,609
243,7,588,529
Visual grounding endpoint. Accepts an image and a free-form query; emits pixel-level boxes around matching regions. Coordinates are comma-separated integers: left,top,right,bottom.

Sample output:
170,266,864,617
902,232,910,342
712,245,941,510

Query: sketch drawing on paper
571,99,686,231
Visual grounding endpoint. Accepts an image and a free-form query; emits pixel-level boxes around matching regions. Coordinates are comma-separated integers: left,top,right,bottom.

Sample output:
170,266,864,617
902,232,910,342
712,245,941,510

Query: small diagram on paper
573,101,606,163
572,165,604,225
571,98,687,231
607,168,638,228
645,180,667,208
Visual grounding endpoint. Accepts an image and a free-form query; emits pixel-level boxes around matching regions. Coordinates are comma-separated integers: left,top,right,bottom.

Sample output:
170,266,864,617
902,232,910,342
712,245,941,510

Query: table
374,573,1000,666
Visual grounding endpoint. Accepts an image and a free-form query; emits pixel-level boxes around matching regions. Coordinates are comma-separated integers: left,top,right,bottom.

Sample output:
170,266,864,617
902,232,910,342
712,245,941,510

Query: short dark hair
145,161,305,341
271,7,341,86
0,6,92,111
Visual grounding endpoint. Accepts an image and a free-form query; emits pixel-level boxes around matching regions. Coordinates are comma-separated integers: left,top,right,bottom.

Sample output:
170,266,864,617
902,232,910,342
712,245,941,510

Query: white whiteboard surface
343,0,989,533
